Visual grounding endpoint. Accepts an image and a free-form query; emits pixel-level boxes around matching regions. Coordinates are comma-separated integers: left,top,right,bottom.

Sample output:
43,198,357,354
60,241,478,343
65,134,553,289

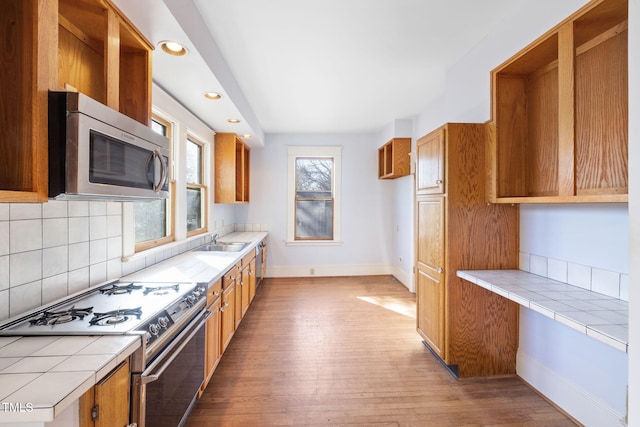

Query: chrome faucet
210,233,219,244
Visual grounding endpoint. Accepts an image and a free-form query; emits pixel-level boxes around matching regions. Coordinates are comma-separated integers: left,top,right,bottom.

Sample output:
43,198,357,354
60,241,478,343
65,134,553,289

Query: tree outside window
295,158,334,240
287,146,342,244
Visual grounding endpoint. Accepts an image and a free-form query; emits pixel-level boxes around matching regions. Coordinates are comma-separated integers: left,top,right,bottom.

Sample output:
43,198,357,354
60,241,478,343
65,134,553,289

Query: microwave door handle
152,149,168,193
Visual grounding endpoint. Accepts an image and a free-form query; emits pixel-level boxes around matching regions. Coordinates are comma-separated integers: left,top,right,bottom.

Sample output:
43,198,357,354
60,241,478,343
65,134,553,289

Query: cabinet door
221,285,235,352
203,297,221,391
416,197,445,273
248,257,256,302
416,267,444,357
80,359,130,427
240,264,250,317
416,197,445,358
416,127,445,195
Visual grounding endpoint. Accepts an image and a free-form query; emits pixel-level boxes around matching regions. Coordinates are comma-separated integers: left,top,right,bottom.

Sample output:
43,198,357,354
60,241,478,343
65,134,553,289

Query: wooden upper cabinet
377,137,411,179
490,0,628,203
415,128,445,195
215,133,250,203
57,0,153,124
0,0,153,202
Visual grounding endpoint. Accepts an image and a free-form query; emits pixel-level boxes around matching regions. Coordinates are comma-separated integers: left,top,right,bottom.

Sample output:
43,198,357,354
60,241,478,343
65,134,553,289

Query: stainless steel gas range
0,280,210,427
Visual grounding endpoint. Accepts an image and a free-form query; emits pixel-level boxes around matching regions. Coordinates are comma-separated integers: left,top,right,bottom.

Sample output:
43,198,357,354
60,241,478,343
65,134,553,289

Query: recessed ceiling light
159,40,188,56
241,134,252,139
204,92,222,100
227,119,241,124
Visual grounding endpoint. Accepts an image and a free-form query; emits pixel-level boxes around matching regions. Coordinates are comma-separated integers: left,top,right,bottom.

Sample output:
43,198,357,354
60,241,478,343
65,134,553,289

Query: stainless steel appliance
255,240,264,288
48,91,169,200
0,280,208,427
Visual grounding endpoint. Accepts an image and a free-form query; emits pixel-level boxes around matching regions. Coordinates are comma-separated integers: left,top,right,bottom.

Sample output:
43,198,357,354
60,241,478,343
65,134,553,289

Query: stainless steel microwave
48,91,169,200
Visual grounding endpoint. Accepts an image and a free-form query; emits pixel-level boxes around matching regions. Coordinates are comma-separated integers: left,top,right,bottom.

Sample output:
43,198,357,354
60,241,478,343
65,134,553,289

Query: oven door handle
140,309,211,385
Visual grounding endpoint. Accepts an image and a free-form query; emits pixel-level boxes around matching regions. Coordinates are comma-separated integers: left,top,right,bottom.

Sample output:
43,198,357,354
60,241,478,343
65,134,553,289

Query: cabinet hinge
91,404,99,420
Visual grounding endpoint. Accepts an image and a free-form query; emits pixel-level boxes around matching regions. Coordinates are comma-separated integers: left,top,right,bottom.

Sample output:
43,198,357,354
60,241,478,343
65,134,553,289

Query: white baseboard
265,264,413,291
517,350,626,427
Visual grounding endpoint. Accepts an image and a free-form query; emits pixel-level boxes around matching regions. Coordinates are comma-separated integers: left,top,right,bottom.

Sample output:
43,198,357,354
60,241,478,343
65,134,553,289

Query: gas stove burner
99,283,143,295
89,307,143,327
143,284,180,296
28,306,94,326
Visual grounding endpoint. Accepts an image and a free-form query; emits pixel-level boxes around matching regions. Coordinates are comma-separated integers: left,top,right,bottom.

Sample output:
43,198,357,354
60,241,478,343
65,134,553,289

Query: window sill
285,240,343,246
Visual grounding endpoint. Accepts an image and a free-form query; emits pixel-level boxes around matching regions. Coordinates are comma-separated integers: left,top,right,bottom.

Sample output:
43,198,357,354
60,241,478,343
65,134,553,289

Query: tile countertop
123,231,267,284
0,335,140,424
0,231,267,425
456,270,629,353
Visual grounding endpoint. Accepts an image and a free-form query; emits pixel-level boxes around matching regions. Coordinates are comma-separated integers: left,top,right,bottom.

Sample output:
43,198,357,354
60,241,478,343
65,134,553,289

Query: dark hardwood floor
186,276,577,426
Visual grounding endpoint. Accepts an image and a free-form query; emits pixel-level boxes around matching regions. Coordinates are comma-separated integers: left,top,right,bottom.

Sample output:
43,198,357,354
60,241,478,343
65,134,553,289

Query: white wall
246,132,399,279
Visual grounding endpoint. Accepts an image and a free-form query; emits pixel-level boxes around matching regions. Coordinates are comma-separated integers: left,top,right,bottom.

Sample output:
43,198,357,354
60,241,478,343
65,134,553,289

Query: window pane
186,187,203,232
134,199,167,243
186,140,202,184
151,119,167,136
296,199,333,239
296,158,332,194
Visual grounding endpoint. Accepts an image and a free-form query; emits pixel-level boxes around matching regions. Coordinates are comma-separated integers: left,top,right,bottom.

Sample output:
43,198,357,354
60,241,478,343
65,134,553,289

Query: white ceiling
114,0,527,146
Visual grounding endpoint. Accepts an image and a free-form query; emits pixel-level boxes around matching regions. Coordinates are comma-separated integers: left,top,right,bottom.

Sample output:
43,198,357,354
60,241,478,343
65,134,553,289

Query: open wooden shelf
378,138,411,179
489,0,627,203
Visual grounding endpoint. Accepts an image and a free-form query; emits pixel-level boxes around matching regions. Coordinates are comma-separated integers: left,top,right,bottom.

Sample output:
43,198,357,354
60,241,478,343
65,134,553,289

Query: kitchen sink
196,242,250,252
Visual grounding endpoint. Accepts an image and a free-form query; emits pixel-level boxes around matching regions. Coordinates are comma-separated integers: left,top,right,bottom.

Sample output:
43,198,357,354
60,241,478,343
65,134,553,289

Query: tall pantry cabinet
415,123,519,377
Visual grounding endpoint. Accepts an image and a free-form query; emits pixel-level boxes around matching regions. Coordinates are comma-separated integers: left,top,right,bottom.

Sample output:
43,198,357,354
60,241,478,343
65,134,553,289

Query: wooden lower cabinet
416,266,444,357
415,123,519,377
79,359,130,427
221,283,236,353
201,280,222,395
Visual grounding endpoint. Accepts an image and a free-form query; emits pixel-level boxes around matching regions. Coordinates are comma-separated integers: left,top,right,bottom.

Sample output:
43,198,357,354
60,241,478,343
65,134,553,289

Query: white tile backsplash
529,254,548,277
10,203,42,220
0,197,247,322
10,220,42,253
0,200,128,321
9,280,42,317
521,251,628,302
43,246,68,278
567,262,592,290
591,268,620,299
0,256,8,291
42,200,67,219
0,205,9,221
43,218,68,248
89,239,107,265
0,222,9,256
10,251,42,287
42,273,68,304
89,216,107,240
68,242,90,271
68,201,89,217
68,217,89,244
547,258,567,283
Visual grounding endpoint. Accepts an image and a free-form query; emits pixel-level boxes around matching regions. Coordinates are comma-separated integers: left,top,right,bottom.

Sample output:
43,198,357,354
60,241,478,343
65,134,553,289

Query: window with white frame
287,146,342,244
134,115,174,251
186,136,207,236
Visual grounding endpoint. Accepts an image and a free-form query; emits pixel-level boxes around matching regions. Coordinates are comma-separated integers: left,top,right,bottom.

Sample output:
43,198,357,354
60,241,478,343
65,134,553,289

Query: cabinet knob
436,179,443,184
437,267,443,273
224,301,229,307
220,307,225,312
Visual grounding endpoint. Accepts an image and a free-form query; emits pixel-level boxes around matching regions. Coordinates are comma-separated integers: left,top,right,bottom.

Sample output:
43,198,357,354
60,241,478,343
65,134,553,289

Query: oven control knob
146,332,152,344
149,324,160,336
197,286,206,294
158,316,169,328
186,295,196,305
